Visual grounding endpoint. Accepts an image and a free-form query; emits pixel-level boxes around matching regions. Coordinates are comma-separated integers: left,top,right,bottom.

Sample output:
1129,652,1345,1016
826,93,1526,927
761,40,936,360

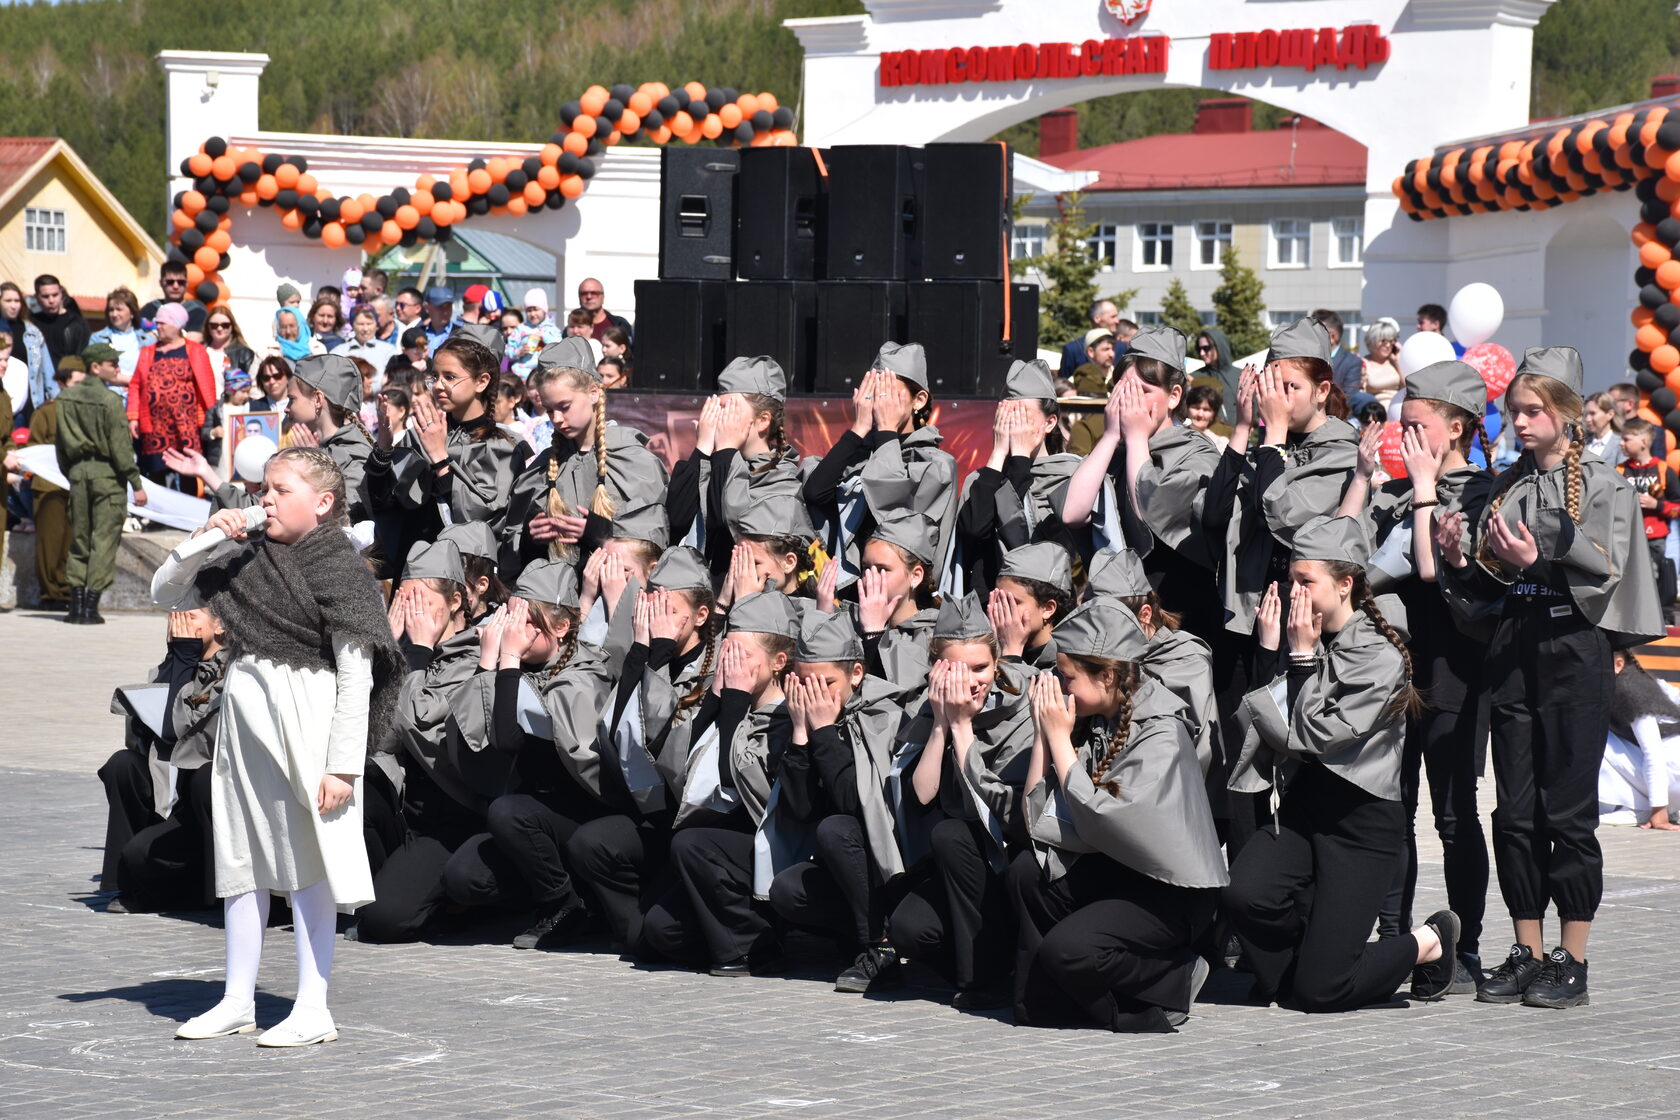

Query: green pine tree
1157,277,1202,356
1211,245,1270,357
1022,191,1100,350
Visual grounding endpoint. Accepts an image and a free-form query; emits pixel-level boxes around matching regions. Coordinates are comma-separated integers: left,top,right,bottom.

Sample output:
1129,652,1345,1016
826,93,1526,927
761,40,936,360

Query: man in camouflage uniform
55,342,146,624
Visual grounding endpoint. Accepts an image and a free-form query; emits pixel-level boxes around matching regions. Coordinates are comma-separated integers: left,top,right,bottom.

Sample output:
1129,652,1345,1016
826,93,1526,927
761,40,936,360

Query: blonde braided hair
1478,373,1587,565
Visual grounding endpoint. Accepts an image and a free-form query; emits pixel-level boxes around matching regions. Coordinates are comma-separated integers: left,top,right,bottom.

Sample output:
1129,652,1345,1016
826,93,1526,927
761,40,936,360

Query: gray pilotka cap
731,493,815,540
1515,346,1584,398
514,558,581,608
438,520,498,563
998,542,1074,600
291,353,362,414
1291,514,1370,567
798,607,865,663
450,321,506,361
873,341,928,393
1053,597,1149,663
1126,325,1187,373
1005,358,1056,401
1265,316,1334,365
649,545,710,592
869,508,938,566
728,589,803,638
1086,547,1152,599
934,592,992,641
717,355,787,401
401,538,466,586
1405,360,1488,419
537,335,599,381
608,502,670,550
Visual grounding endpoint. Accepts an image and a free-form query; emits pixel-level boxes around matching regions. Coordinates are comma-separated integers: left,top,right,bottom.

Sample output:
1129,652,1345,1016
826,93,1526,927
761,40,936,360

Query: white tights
221,880,336,1010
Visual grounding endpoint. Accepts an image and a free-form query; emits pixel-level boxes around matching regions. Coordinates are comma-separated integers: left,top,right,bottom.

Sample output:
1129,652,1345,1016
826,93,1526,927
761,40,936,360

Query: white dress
1601,713,1680,821
152,538,376,908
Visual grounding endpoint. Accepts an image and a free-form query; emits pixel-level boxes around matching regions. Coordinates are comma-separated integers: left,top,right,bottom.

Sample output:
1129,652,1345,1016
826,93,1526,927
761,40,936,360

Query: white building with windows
1015,99,1372,342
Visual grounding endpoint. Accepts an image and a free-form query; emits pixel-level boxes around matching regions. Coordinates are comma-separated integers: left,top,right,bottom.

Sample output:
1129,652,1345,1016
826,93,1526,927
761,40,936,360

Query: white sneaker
256,1006,337,1047
175,999,257,1039
1600,809,1638,826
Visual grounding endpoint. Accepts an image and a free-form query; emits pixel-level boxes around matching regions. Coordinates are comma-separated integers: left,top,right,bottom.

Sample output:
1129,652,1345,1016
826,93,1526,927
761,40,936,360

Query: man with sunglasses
570,277,631,343
139,261,206,335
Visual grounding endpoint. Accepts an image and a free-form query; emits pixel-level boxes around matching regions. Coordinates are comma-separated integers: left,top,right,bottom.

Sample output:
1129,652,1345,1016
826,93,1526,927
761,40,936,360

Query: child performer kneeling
151,447,400,1046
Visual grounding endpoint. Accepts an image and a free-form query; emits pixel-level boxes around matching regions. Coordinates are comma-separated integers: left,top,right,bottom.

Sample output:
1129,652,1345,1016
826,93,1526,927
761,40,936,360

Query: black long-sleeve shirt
778,723,859,821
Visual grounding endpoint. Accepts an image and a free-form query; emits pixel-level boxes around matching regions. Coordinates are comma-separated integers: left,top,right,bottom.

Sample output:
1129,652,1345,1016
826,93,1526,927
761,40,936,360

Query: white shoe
1600,809,1638,826
256,1006,337,1047
175,999,257,1039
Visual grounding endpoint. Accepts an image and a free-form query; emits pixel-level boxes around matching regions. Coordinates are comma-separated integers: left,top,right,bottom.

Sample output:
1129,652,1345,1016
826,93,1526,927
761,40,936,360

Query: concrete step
2,527,188,612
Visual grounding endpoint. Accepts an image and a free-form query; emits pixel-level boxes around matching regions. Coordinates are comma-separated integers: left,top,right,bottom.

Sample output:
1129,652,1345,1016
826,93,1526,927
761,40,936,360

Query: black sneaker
1166,955,1212,1027
951,985,1011,1011
1522,947,1589,1009
1409,910,1461,1001
834,945,901,993
1476,943,1543,1004
512,901,587,951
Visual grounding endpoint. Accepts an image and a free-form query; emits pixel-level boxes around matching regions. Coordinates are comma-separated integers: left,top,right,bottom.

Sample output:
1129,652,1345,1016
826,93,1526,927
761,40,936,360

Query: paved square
4,610,1679,1119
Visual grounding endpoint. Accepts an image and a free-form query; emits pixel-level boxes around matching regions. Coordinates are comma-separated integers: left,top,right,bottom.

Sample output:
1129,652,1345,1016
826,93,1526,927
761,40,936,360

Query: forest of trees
0,0,1674,233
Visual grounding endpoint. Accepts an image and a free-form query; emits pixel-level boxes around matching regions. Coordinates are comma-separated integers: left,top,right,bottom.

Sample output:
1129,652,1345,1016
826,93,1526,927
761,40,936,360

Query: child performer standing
1438,347,1663,1008
151,447,400,1046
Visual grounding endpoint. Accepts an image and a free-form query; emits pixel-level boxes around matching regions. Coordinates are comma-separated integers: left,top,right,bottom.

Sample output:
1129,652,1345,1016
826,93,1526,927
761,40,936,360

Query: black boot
66,588,86,624
1522,947,1589,1009
83,590,106,625
1476,943,1543,1004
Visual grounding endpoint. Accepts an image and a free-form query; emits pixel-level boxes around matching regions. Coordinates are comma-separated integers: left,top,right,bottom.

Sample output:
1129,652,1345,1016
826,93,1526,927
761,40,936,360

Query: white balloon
1397,330,1457,377
1447,282,1504,347
233,433,278,482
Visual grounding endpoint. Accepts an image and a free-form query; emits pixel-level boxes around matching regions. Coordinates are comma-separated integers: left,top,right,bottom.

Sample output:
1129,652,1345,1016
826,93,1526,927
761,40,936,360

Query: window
1336,311,1366,350
1268,218,1309,269
1332,216,1364,268
1198,310,1217,326
1194,220,1231,269
25,208,65,254
1011,224,1046,260
1268,310,1306,330
1086,224,1120,271
1134,221,1172,270
1133,311,1163,326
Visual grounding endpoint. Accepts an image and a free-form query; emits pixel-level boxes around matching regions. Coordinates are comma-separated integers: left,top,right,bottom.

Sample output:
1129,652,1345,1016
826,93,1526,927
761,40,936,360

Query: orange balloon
680,127,703,145
1660,261,1680,291
281,209,303,231
1669,448,1680,473
274,163,300,190
618,110,641,134
340,198,365,224
185,263,205,287
1638,323,1667,352
206,229,231,253
188,153,213,178
1653,344,1680,375
468,168,492,194
238,189,258,208
488,157,508,183
563,132,589,157
449,170,470,198
580,85,609,116
560,175,584,199
603,130,620,146
1636,306,1656,328
506,198,528,217
395,204,420,229
701,115,724,140
572,114,597,138
381,220,402,245
771,130,797,147
1635,222,1659,245
356,193,375,212
211,156,237,181
758,92,778,112
417,174,436,192
718,104,743,129
523,181,546,207
1642,240,1673,269
297,173,318,195
650,126,672,145
413,190,434,215
669,111,694,136
628,91,653,116
171,209,195,232
737,93,761,117
750,132,772,148
1641,405,1664,426
193,245,220,271
255,174,278,200
536,165,560,190
180,190,206,215
1667,369,1680,395
685,81,707,102
541,143,562,166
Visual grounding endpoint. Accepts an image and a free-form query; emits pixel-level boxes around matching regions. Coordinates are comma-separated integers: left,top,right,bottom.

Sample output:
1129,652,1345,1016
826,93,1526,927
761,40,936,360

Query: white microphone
171,504,268,561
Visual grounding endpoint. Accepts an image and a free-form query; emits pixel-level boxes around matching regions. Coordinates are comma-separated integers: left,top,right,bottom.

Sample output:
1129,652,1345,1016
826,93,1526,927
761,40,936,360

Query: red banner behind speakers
609,394,1003,481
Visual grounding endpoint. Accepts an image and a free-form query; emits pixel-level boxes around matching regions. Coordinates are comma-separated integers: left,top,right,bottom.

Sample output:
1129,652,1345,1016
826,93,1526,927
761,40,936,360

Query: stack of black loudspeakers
634,143,1039,397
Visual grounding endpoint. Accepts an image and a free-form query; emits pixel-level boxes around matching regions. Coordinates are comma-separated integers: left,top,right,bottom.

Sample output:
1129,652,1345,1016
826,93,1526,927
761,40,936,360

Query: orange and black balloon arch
1392,102,1680,440
169,81,795,307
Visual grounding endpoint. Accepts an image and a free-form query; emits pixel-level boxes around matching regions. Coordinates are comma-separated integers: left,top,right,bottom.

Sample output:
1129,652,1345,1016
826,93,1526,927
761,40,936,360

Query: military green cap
609,502,670,550
1405,360,1488,419
869,508,937,567
437,520,498,563
732,493,814,541
1127,325,1187,373
80,342,120,366
1515,346,1584,398
450,322,505,361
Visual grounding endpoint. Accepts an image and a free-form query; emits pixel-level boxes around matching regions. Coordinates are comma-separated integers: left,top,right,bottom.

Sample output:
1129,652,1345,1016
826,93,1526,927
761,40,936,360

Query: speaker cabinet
922,143,1013,281
907,281,1040,397
824,146,924,281
658,148,739,281
725,281,820,391
631,279,729,390
736,147,828,282
813,281,908,393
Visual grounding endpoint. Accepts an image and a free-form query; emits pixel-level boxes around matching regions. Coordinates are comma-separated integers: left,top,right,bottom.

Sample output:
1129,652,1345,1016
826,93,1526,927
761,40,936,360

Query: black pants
117,764,215,911
768,814,882,949
565,813,672,950
442,784,606,912
1486,608,1612,923
1224,764,1417,1012
1380,699,1490,957
640,823,770,968
356,789,483,943
98,748,158,891
1211,628,1271,860
1006,850,1214,1033
362,761,407,879
888,818,1012,992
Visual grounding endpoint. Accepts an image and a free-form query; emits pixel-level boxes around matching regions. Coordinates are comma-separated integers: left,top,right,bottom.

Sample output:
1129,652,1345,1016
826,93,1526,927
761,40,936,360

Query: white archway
1544,210,1637,388
788,0,1556,321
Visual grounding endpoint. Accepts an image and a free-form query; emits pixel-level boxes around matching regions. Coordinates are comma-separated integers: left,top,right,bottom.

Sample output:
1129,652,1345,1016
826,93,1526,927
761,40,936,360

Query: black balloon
376,195,399,219
751,110,772,131
237,161,261,184
468,196,491,215
521,156,541,178
505,169,528,192
657,95,680,117
297,195,319,217
436,225,454,244
1632,348,1652,371
734,123,755,144
1638,176,1661,202
391,186,411,204
1643,283,1670,309
195,210,219,233
1659,122,1680,152
1643,198,1669,224
261,153,283,174
610,83,635,102
319,198,341,222
487,183,511,206
559,152,581,174
1639,265,1658,287
302,218,323,239
1660,218,1680,246
560,101,582,126
642,109,664,130
361,211,384,233
165,244,188,264
1666,408,1680,437
346,223,366,245
291,156,308,174
603,98,625,120
179,228,205,252
718,87,739,104
1637,367,1665,392
179,157,196,177
204,136,228,158
469,157,486,172
432,181,453,202
1657,303,1680,330
276,188,299,211
577,158,597,180
705,87,727,111
196,281,220,304
415,217,437,240
218,252,231,271
772,106,794,129
1655,387,1679,415
587,138,606,157
400,229,418,247
172,191,187,211
545,192,565,210
194,176,218,196
687,99,708,120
